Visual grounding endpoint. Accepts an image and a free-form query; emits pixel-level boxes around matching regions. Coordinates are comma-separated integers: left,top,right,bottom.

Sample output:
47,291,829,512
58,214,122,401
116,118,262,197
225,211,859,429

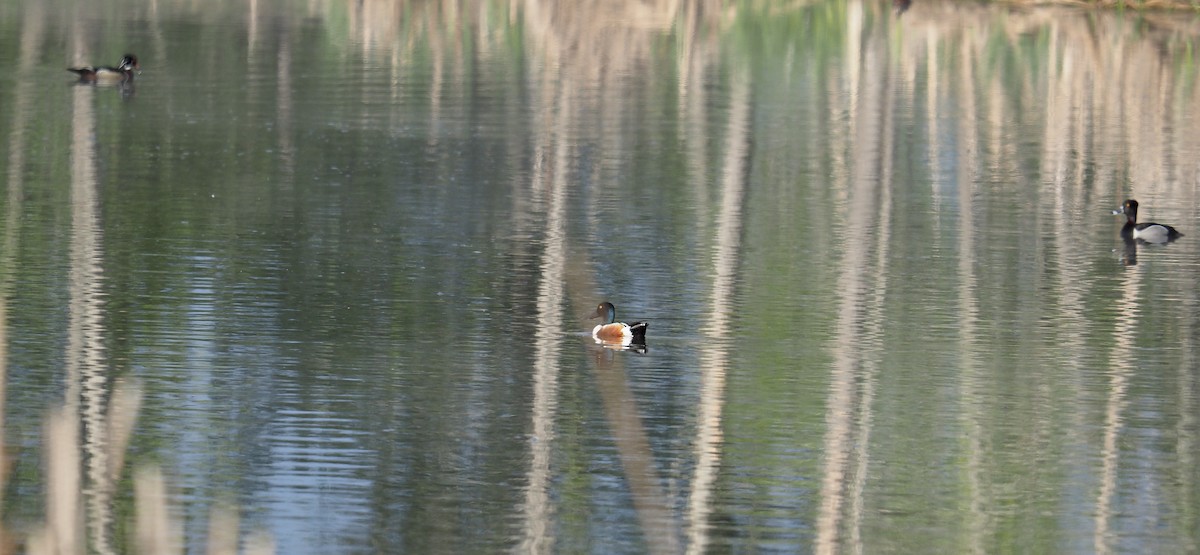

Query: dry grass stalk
106,380,142,483
205,505,239,555
5,381,271,554
134,466,181,555
28,408,83,555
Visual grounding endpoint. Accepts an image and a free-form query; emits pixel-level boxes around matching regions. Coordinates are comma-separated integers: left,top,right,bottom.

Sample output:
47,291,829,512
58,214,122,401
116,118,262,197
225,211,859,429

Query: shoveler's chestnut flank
68,54,139,83
1113,199,1183,244
589,302,647,345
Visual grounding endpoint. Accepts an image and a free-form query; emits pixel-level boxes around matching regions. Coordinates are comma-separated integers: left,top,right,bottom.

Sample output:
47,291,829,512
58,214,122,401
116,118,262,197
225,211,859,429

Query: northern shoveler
589,302,648,345
1114,199,1183,244
68,54,139,83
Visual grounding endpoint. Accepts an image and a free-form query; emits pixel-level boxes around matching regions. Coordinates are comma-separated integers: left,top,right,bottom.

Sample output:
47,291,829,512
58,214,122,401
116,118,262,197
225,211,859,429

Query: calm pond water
1,0,1199,553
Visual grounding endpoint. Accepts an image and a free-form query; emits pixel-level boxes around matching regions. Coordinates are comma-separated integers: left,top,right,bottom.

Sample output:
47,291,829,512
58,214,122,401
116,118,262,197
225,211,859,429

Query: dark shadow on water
591,339,648,354
1118,235,1182,267
69,80,136,98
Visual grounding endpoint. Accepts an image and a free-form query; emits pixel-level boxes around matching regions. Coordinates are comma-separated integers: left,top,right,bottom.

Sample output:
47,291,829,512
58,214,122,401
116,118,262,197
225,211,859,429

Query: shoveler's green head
589,302,617,325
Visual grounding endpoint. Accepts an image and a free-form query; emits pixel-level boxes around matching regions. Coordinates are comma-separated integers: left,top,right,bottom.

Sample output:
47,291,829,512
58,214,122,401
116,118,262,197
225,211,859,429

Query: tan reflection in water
590,346,682,555
815,1,892,552
277,30,297,189
564,86,684,555
899,2,1200,207
27,30,113,554
948,26,989,554
509,1,726,551
685,70,749,555
1095,271,1138,555
15,20,268,552
63,37,110,553
516,37,687,546
519,81,570,554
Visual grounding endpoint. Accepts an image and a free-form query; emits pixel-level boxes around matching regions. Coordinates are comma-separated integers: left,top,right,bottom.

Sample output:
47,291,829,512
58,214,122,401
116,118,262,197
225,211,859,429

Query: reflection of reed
30,406,82,555
25,386,274,554
342,0,730,106
898,2,1200,211
816,2,892,551
0,281,9,553
591,349,682,555
8,21,268,554
894,6,1199,550
947,30,989,553
28,50,109,551
493,0,718,549
519,87,569,554
1096,274,1138,555
514,34,685,547
560,80,683,555
685,71,750,555
1175,285,1196,547
848,13,896,552
67,47,110,553
277,31,297,189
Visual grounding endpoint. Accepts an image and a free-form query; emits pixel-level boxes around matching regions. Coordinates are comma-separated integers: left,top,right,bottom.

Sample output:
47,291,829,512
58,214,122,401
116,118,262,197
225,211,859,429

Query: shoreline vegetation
998,0,1198,8
894,0,1200,14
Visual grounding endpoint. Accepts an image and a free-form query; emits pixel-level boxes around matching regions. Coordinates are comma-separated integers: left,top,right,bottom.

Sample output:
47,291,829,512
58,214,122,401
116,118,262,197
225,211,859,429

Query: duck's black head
1113,199,1139,225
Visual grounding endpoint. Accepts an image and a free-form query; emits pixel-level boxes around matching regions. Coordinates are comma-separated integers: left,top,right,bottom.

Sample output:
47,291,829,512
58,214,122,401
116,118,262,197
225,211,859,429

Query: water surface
1,0,1199,553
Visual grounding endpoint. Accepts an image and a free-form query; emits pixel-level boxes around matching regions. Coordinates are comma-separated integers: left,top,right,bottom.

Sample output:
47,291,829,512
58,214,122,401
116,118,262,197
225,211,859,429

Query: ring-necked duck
68,54,139,83
588,302,648,345
1113,199,1183,244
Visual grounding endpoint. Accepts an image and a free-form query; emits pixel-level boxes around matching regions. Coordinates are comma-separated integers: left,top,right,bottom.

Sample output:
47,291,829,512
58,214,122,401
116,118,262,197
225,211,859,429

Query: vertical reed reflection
1040,17,1107,554
38,29,144,555
591,348,682,555
30,33,107,554
519,83,569,555
276,31,296,189
685,71,749,555
1096,271,1138,555
847,23,896,555
0,246,8,553
949,28,988,553
517,0,691,550
1176,286,1197,546
816,2,892,551
67,49,112,555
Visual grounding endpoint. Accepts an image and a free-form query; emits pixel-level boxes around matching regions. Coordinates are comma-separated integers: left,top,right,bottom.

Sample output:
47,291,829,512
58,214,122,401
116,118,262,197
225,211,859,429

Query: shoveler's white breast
592,323,633,344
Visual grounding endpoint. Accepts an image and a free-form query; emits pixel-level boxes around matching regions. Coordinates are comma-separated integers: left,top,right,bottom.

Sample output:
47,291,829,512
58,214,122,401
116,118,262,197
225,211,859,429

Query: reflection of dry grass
897,1,1200,207
0,378,272,555
342,0,733,91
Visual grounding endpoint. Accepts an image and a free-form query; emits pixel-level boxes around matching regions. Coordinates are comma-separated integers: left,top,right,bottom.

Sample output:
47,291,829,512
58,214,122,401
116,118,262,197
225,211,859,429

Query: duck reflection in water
588,301,648,352
1113,199,1183,266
